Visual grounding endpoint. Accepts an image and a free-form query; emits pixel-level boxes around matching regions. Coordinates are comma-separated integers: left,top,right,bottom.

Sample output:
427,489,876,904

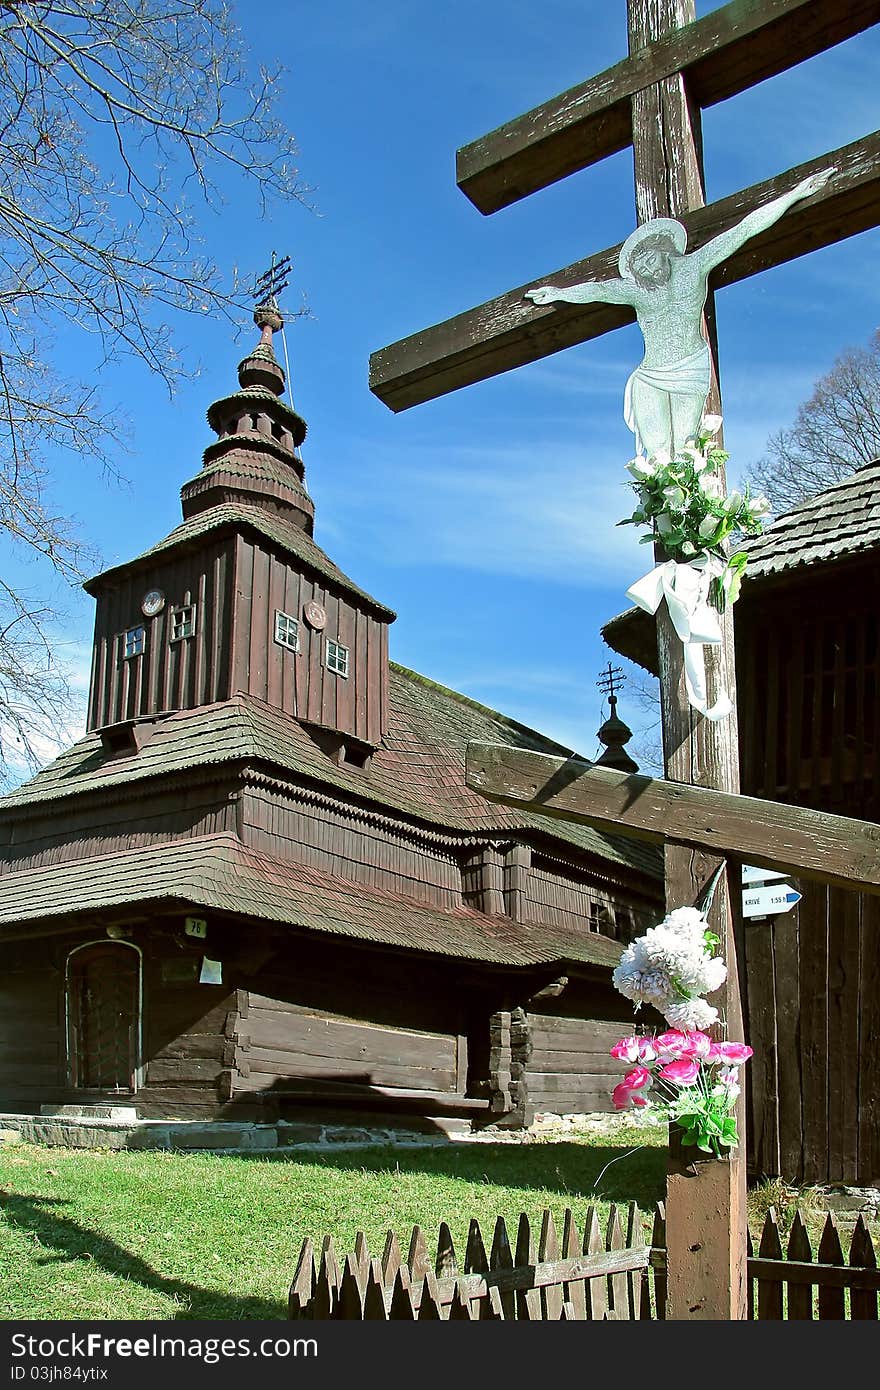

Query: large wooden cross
369,0,880,1320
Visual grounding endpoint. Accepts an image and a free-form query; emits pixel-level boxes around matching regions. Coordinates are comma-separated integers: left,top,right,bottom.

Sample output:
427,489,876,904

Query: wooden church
605,460,880,1186
0,302,662,1130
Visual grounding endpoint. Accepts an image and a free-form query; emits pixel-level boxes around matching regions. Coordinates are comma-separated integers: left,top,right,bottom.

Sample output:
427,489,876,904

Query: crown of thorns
618,218,687,278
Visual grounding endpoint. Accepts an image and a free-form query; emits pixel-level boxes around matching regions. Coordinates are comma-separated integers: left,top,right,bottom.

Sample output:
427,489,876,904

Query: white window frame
325,638,349,678
274,609,300,652
169,603,197,643
123,626,145,660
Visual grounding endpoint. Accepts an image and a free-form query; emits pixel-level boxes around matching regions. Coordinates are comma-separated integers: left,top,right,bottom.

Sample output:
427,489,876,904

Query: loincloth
624,344,711,450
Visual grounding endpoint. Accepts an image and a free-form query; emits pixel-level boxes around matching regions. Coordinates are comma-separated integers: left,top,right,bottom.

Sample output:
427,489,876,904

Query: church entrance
67,941,142,1093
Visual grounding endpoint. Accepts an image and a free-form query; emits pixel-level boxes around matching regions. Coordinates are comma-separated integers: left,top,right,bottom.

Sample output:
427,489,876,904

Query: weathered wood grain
371,135,880,412
465,742,880,892
456,0,880,212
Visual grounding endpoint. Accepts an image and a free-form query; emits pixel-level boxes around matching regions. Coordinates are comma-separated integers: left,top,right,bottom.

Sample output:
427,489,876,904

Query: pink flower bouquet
610,1028,752,1156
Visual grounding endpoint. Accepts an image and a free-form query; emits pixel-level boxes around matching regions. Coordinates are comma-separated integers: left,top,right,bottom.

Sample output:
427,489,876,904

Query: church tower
84,300,395,759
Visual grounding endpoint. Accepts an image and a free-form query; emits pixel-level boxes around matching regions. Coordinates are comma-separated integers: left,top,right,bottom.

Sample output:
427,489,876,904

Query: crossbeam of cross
465,744,880,895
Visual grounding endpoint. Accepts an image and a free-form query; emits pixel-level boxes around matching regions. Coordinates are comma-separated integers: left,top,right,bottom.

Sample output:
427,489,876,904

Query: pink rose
622,1066,652,1090
658,1056,700,1085
683,1031,712,1058
611,1035,657,1063
612,1082,651,1110
655,1030,689,1060
708,1041,753,1066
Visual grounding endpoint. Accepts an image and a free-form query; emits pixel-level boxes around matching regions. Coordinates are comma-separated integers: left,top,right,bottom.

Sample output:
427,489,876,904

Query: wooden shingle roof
743,457,880,579
0,665,660,879
83,502,396,619
0,833,622,969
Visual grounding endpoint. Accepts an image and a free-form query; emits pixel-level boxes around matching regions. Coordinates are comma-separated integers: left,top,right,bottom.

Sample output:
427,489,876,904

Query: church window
170,604,197,642
123,626,145,659
274,610,300,651
326,639,349,677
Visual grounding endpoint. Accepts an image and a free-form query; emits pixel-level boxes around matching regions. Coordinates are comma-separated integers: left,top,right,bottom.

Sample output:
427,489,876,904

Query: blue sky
14,0,880,775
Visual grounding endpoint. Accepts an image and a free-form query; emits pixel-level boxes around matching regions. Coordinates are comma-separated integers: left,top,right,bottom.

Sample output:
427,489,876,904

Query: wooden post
628,0,747,1320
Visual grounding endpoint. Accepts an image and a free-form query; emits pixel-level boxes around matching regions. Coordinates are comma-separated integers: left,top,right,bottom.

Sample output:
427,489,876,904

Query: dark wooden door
68,943,140,1091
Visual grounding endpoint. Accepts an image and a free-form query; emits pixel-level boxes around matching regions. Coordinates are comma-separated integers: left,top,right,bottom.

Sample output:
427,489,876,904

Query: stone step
40,1104,139,1122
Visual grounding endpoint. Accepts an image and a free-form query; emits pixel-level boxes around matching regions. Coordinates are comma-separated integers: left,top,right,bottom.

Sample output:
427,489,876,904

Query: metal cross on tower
251,251,292,312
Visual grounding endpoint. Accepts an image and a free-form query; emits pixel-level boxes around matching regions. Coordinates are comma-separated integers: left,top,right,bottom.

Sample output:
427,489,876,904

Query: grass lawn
0,1129,666,1320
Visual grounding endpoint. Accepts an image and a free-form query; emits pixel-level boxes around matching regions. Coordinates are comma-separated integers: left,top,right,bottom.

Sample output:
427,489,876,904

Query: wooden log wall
745,886,880,1185
87,539,236,730
228,942,473,1105
0,781,236,874
233,994,461,1097
0,938,63,1105
140,977,238,1115
238,783,461,907
526,1010,635,1116
231,535,389,746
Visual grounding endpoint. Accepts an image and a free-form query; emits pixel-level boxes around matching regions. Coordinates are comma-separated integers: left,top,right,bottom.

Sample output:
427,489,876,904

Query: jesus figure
525,169,834,457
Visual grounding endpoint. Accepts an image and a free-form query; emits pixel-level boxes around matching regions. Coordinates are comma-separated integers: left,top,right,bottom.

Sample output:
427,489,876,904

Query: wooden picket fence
289,1202,659,1319
744,1208,880,1320
289,1202,879,1320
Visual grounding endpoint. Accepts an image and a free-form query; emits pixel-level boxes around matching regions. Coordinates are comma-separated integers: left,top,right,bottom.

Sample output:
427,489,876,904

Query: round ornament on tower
141,589,165,618
303,600,326,630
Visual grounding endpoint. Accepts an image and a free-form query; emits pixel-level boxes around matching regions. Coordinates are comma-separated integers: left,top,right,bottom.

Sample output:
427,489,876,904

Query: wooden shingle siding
239,787,461,907
0,782,236,874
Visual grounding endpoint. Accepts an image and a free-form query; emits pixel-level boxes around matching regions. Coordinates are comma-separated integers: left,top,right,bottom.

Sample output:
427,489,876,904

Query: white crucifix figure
525,169,834,458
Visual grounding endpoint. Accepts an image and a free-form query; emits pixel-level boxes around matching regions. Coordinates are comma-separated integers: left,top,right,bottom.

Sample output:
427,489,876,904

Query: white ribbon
626,555,733,721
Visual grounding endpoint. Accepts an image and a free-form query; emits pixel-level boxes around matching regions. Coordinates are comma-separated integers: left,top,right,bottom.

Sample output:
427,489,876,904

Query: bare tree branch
744,330,880,516
0,0,306,785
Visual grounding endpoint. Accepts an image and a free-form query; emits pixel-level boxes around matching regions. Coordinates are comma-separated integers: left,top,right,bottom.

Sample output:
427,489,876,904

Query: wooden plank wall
738,567,879,1185
235,995,460,1096
232,537,388,746
238,786,461,907
738,572,878,819
745,885,880,1185
88,539,236,730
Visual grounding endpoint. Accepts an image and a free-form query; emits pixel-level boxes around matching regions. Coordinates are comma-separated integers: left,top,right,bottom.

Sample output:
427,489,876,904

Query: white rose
698,514,722,540
701,414,723,437
626,456,656,480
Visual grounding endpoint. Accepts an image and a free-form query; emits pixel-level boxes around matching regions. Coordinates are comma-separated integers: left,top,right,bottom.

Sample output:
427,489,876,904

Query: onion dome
595,692,639,774
181,302,315,533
